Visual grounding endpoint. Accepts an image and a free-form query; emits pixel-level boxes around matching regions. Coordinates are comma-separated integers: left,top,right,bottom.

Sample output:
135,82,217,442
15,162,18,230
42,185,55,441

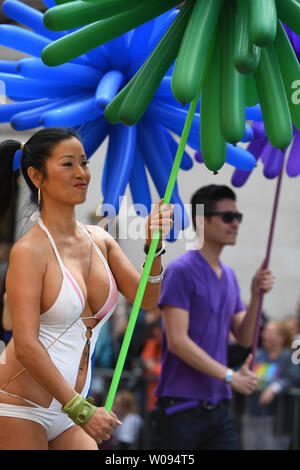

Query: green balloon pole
104,90,200,413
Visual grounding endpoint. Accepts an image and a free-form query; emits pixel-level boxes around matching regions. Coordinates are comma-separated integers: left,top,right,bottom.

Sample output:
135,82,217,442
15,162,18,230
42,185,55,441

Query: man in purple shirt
150,185,275,450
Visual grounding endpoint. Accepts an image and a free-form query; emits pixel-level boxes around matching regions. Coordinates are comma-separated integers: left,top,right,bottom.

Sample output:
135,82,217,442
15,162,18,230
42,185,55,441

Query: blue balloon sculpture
0,0,258,241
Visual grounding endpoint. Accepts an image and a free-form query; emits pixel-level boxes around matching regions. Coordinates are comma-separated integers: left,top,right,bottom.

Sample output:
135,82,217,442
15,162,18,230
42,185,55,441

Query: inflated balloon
286,131,300,177
195,143,257,173
2,0,64,40
231,123,300,185
128,147,152,214
249,0,277,47
230,139,265,188
285,29,300,60
235,0,261,75
274,22,300,131
40,0,300,168
171,0,223,105
245,74,259,106
254,43,293,149
276,0,300,37
42,0,180,65
105,2,195,127
102,124,136,215
231,25,300,186
200,37,226,172
17,58,102,87
263,147,285,179
11,96,78,130
165,130,193,171
220,1,246,144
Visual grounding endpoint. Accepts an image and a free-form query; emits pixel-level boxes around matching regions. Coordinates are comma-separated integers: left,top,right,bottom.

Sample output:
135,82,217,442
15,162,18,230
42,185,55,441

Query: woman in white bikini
0,128,173,450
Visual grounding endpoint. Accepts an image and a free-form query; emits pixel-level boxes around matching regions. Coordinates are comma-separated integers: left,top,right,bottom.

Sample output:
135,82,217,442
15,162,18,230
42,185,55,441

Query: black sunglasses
205,211,243,224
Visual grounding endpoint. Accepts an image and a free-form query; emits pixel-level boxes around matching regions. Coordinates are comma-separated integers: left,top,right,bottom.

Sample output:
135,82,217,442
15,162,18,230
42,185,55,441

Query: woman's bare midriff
0,339,53,408
0,316,99,409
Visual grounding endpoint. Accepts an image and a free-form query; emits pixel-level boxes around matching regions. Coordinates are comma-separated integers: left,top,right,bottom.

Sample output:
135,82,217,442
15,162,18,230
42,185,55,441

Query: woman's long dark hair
0,127,80,221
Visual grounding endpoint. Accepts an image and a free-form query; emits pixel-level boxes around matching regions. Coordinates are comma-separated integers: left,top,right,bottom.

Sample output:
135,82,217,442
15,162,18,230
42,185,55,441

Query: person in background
112,390,144,450
93,321,114,370
141,317,162,412
242,320,298,450
151,184,275,450
144,306,161,326
283,315,300,342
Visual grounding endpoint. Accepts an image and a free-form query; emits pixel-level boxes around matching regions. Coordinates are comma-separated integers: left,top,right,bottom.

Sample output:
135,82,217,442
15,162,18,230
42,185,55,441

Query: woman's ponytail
0,140,22,221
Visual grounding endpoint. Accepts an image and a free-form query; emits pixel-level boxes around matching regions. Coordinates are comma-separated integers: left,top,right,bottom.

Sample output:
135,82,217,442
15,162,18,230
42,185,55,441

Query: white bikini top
0,219,119,399
38,218,118,328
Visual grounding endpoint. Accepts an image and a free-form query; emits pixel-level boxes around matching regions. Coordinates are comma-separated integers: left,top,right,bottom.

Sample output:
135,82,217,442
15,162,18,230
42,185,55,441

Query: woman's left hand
145,200,174,246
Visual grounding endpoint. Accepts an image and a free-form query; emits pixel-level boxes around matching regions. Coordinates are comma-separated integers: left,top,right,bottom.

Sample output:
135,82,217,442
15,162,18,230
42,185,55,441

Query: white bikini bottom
0,390,74,441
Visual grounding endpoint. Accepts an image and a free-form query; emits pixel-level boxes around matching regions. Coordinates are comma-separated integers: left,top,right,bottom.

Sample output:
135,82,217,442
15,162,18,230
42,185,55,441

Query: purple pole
250,152,286,369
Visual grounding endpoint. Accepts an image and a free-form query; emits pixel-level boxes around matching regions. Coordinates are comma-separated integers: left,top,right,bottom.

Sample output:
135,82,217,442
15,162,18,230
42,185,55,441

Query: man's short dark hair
190,185,236,230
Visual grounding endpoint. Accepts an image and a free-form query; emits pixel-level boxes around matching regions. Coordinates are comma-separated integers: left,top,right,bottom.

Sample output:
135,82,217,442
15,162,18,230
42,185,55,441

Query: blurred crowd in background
1,239,300,450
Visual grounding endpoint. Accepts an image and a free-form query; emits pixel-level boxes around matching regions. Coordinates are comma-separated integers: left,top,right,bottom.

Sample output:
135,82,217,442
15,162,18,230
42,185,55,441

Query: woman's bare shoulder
85,223,116,248
9,223,48,268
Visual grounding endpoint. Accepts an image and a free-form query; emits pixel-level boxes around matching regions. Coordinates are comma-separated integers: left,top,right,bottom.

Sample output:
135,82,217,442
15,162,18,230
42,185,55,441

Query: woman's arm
92,202,173,310
105,234,163,310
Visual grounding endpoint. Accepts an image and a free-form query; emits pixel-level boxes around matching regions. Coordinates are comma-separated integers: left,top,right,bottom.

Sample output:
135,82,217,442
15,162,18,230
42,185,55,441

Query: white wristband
224,368,234,384
141,263,164,283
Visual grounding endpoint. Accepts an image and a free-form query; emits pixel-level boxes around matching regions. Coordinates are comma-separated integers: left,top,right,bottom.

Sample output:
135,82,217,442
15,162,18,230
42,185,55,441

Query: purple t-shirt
156,250,245,403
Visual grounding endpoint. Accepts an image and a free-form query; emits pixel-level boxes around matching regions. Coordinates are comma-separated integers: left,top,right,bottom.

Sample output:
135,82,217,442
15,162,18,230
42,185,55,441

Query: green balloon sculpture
42,0,300,172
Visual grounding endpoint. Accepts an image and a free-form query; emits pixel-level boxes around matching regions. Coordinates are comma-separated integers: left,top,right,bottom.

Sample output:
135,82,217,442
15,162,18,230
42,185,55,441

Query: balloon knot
213,171,218,175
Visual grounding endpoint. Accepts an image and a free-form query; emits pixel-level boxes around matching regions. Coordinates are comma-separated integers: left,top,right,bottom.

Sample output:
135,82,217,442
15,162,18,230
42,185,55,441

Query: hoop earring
38,188,41,208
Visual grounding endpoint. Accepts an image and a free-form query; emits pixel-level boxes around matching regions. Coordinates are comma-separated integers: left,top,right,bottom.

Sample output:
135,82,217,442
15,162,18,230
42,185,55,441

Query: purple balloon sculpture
231,123,300,186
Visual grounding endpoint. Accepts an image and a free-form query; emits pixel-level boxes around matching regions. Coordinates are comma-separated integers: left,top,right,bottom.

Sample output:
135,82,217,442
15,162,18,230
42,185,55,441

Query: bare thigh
0,417,48,450
49,425,98,450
